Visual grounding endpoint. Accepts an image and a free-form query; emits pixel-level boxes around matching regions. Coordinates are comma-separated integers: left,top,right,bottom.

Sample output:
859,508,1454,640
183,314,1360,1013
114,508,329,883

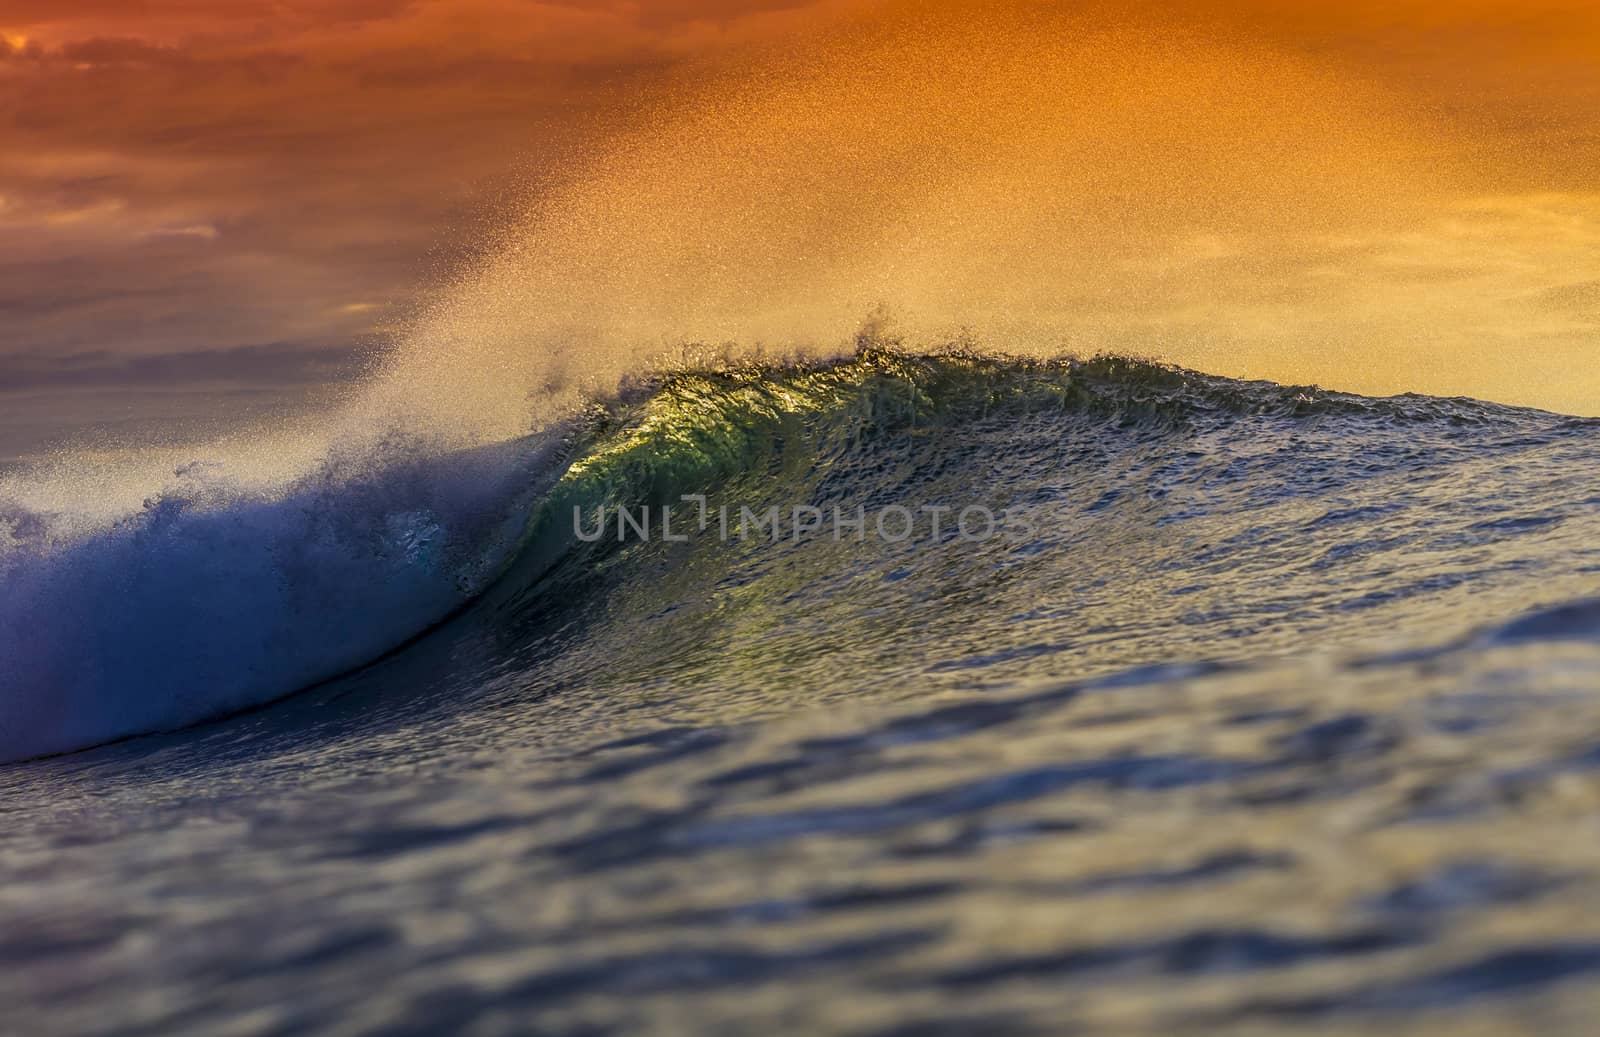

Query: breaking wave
4,348,1595,762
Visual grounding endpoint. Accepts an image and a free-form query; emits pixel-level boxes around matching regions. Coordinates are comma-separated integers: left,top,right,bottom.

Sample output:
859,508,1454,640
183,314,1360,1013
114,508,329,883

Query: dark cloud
630,0,826,28
3,0,1599,421
0,0,847,399
55,36,189,65
0,341,371,391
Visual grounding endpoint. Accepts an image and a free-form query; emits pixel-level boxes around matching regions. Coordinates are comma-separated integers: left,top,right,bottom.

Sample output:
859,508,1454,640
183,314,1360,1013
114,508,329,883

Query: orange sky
2,0,1599,436
0,1,845,386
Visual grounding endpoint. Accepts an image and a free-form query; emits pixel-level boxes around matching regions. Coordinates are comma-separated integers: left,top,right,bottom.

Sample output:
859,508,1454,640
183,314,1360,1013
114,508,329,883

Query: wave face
479,348,1600,702
0,431,572,762
3,348,1597,759
6,352,1600,1034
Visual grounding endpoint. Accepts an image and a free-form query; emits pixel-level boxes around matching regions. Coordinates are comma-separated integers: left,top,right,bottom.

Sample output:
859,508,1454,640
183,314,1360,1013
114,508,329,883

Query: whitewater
7,346,1600,1034
8,6,1600,1033
8,194,1600,1037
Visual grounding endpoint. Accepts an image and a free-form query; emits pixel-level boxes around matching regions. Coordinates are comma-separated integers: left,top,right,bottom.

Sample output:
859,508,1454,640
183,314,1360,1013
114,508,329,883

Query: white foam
0,431,567,762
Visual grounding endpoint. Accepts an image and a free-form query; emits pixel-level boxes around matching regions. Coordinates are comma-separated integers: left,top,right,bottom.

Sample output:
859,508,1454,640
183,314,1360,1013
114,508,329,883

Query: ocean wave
1,350,1591,763
0,432,572,762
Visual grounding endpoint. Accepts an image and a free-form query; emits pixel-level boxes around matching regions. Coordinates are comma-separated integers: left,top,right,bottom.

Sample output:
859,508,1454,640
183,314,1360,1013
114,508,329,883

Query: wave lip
4,349,1589,765
0,433,568,764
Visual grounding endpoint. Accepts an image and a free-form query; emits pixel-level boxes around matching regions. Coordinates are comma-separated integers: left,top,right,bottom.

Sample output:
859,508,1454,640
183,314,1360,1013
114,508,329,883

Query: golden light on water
5,0,1599,495
363,0,1600,434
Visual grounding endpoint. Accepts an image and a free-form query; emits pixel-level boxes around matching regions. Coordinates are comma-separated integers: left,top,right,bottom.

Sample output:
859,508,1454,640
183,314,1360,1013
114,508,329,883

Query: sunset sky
2,2,839,390
3,0,1600,456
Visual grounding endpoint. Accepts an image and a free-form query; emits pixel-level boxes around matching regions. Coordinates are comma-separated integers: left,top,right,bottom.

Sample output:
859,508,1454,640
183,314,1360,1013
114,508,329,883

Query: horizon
4,1,1600,461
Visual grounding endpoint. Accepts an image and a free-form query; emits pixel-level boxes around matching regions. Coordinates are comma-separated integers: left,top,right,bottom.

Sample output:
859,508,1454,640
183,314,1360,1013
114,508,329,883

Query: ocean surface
5,351,1600,1035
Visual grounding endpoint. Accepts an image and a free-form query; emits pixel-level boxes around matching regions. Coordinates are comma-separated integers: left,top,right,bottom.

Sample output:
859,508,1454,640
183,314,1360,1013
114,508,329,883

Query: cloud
3,0,1600,428
0,341,371,391
143,223,219,240
0,1,856,397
